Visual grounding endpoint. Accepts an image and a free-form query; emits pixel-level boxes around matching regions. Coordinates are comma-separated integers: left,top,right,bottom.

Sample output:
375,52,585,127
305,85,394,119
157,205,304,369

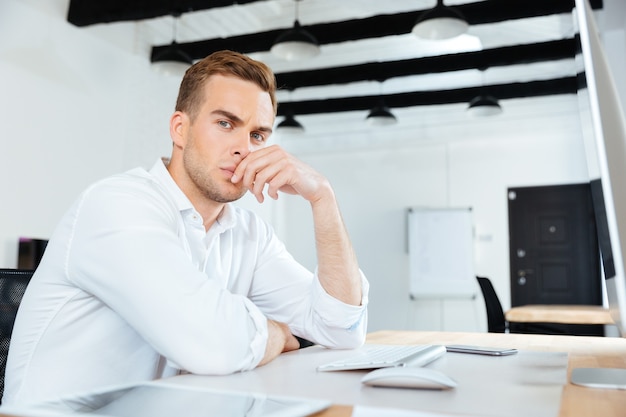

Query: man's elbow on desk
317,332,366,350
167,346,260,376
162,319,268,375
305,276,369,350
306,310,369,350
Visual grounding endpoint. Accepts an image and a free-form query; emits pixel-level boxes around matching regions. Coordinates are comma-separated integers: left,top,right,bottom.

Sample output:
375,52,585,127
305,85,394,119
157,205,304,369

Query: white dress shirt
3,159,369,406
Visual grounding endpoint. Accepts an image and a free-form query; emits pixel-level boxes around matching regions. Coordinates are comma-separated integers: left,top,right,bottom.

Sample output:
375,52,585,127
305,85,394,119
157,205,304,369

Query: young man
3,50,368,405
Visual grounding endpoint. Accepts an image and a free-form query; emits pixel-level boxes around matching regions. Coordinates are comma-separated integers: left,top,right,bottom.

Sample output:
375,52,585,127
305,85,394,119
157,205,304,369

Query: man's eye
251,132,265,143
218,120,232,129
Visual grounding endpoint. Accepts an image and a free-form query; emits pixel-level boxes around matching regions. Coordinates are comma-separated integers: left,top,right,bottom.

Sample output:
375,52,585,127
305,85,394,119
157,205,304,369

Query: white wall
0,0,182,265
277,1,626,332
281,100,590,332
1,0,625,334
1,0,132,264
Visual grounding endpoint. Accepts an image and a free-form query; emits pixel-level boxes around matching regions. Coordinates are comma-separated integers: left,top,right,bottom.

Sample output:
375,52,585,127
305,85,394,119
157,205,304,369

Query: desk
506,305,614,325
2,331,624,417
166,330,626,417
364,331,626,417
366,331,626,417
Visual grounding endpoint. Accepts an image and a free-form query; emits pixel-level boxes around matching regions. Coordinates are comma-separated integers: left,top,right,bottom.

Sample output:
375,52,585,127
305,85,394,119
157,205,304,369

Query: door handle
517,269,533,286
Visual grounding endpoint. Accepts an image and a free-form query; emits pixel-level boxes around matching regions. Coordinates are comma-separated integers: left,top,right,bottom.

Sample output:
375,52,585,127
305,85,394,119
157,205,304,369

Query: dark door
508,183,602,335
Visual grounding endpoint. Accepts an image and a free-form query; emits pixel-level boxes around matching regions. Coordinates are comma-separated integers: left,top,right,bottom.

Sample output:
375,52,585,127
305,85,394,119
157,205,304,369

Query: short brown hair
175,50,277,122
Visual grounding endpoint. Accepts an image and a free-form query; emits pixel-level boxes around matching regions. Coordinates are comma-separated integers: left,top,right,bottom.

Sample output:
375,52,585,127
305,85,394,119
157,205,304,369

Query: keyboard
317,344,446,372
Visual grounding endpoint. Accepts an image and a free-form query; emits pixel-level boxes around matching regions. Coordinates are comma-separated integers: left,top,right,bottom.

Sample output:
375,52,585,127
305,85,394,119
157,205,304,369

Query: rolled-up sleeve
309,268,369,346
247,220,369,351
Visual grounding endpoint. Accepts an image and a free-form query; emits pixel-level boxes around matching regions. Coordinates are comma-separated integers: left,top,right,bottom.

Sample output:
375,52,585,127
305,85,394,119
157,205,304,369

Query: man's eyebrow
211,109,243,124
258,125,273,135
212,109,273,135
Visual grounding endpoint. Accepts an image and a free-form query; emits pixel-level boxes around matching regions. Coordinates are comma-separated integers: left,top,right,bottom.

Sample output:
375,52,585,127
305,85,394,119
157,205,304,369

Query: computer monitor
571,0,626,389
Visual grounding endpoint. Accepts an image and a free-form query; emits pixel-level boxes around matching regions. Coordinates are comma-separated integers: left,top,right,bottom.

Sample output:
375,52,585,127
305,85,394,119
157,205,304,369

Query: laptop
2,381,330,417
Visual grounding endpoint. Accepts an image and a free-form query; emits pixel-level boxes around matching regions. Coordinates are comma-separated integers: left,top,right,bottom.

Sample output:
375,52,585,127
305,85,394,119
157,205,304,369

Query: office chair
478,276,604,336
476,276,507,333
0,268,34,402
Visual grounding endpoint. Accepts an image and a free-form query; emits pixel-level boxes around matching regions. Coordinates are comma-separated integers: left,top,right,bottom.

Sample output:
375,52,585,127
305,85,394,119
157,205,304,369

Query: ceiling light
276,113,305,133
467,95,503,117
151,41,193,76
271,21,320,61
366,102,397,126
271,1,320,61
412,0,469,41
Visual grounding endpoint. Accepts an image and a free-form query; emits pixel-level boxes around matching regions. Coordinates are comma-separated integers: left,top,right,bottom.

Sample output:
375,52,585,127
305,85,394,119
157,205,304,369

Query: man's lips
220,166,237,178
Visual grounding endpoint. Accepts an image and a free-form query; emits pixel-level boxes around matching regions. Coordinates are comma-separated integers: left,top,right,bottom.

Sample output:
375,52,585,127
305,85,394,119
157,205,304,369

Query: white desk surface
368,331,626,417
2,331,624,417
158,330,626,417
163,334,570,417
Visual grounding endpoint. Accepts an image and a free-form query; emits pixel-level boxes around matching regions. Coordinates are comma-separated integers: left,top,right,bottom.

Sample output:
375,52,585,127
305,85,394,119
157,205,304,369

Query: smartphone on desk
446,344,518,356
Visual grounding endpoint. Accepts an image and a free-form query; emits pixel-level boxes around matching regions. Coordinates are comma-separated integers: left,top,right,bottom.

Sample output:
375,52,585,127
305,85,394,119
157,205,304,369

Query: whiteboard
407,207,476,299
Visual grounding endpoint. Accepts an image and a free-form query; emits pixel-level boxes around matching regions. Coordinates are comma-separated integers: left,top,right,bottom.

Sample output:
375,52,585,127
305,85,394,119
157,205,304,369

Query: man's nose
232,134,251,159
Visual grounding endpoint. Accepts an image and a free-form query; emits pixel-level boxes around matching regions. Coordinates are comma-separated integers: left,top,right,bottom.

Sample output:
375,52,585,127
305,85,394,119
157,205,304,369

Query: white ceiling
140,0,584,144
45,0,606,147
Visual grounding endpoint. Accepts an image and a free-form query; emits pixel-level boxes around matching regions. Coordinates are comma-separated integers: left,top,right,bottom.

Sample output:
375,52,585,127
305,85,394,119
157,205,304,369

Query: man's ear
170,111,187,148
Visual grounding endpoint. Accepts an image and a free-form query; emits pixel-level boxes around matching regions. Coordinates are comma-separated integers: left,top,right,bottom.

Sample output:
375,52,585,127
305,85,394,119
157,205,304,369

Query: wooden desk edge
312,405,353,417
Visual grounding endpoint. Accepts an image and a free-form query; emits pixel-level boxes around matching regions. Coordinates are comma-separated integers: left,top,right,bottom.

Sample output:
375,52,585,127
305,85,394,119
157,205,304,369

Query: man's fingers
231,145,326,203
245,155,291,201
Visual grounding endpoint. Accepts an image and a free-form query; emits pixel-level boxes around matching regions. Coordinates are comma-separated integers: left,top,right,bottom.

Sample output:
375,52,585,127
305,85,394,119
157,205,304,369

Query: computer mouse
360,367,457,390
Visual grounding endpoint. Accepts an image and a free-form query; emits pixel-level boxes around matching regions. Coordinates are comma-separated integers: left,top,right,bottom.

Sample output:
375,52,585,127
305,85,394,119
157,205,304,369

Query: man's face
177,74,275,204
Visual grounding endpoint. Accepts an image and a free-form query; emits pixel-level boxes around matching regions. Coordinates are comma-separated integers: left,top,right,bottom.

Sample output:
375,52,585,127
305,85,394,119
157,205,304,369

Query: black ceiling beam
274,38,578,90
66,0,598,119
153,0,595,59
276,76,578,117
67,0,261,26
68,0,603,29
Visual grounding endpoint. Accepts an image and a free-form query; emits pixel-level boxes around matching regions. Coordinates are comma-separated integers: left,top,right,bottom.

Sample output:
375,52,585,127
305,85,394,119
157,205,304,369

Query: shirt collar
150,158,194,212
149,158,237,230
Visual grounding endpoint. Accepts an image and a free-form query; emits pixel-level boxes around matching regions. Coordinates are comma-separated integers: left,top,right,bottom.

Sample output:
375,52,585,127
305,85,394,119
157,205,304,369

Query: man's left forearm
310,187,362,306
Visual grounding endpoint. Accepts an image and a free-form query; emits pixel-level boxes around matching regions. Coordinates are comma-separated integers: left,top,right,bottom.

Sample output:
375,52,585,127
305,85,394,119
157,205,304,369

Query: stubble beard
183,144,247,204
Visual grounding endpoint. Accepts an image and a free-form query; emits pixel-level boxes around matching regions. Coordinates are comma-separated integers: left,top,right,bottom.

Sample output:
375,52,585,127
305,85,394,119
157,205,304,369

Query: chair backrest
0,268,34,402
476,276,507,333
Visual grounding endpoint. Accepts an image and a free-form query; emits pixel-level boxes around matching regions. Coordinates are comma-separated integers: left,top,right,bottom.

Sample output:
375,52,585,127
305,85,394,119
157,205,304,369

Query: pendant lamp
151,14,193,77
412,0,469,41
277,111,305,133
366,99,397,126
466,68,503,117
271,0,320,61
467,95,503,117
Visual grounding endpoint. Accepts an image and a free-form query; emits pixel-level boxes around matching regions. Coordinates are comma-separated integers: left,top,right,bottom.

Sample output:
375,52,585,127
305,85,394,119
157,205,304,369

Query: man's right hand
258,319,300,367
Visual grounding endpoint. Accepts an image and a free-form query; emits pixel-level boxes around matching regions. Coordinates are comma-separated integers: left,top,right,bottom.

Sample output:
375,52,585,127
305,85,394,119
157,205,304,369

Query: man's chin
230,185,248,201
211,185,247,203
